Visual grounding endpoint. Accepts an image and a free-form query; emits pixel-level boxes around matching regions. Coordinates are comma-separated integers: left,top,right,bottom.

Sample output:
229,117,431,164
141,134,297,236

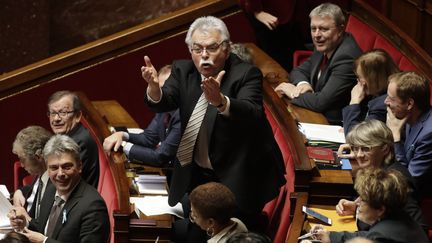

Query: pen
155,236,159,243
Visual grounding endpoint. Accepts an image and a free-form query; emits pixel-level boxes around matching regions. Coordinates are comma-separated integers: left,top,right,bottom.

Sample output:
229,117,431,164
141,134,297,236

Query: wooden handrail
0,0,239,100
76,91,130,212
262,81,313,171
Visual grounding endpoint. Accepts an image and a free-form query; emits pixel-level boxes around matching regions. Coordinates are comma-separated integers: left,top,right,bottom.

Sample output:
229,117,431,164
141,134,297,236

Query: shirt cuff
43,236,48,243
218,96,230,116
296,81,310,86
123,142,133,157
146,87,162,103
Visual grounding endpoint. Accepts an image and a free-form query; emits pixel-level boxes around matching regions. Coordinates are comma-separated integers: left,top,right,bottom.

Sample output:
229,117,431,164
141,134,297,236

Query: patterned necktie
35,179,43,218
46,196,65,237
176,93,208,166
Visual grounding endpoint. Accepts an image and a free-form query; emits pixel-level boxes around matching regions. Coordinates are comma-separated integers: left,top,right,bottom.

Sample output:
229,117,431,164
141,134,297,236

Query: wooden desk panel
92,100,140,128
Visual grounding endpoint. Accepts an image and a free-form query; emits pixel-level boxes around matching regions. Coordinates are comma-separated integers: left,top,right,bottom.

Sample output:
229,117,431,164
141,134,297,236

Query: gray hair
309,3,346,27
346,120,394,166
185,16,230,49
47,90,81,112
43,134,81,164
231,43,253,64
12,126,53,160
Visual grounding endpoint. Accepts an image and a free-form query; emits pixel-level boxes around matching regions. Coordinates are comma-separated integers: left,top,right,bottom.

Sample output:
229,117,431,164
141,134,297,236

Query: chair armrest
286,192,309,243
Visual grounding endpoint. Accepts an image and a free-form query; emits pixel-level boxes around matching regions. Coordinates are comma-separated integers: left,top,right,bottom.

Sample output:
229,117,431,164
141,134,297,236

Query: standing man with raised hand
275,3,362,125
141,16,285,241
47,91,99,188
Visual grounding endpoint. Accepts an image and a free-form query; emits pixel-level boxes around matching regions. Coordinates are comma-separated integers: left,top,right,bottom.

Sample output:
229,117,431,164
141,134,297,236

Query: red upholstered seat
14,160,33,191
80,117,118,243
263,104,296,243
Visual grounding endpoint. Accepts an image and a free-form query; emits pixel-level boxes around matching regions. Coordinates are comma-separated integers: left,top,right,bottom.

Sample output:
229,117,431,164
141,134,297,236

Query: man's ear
74,110,83,123
406,98,415,111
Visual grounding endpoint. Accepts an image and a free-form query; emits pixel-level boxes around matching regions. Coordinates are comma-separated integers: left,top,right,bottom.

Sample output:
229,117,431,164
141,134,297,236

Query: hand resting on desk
275,82,313,99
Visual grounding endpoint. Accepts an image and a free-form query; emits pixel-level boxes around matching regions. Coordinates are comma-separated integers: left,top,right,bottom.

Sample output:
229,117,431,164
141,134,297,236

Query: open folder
0,190,12,229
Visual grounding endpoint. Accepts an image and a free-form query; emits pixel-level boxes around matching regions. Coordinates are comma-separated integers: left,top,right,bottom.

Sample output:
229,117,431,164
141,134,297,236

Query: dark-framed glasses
190,41,226,55
47,110,75,118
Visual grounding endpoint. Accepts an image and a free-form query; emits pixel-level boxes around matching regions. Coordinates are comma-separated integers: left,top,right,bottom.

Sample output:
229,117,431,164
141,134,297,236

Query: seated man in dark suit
9,134,110,243
12,126,54,219
275,3,362,124
103,65,181,167
47,91,99,188
385,71,432,198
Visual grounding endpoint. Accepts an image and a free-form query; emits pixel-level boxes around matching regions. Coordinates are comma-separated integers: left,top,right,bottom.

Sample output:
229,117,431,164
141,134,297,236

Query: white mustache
199,60,214,66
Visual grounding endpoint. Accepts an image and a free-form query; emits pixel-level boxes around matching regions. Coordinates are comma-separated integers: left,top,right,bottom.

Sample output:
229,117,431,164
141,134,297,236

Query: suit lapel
404,110,431,156
51,180,85,239
36,180,55,233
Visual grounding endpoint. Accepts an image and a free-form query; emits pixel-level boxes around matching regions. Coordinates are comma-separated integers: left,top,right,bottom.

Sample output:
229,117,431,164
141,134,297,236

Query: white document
0,185,10,199
299,122,346,143
0,191,12,228
130,196,183,218
136,182,168,195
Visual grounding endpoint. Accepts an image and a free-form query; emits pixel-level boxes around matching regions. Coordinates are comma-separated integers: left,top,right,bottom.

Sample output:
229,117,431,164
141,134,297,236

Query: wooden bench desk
80,95,173,243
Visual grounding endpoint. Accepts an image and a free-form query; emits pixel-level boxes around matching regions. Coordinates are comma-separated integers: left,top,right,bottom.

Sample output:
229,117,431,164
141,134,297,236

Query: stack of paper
299,122,345,144
130,196,183,218
135,174,168,195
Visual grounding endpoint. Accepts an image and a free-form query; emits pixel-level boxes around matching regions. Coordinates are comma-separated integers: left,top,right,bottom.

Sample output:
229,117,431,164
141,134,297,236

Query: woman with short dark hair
189,182,248,243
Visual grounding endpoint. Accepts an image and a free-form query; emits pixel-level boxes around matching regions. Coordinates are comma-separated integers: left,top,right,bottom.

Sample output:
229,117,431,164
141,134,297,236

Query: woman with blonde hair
311,168,428,243
343,49,399,135
336,120,426,230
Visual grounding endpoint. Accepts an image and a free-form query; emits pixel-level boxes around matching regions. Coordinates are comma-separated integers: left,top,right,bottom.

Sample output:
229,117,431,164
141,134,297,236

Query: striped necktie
176,93,208,166
46,196,65,237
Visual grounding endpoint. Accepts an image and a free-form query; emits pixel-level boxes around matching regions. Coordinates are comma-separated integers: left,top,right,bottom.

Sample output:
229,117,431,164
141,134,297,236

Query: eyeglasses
47,110,75,118
190,41,226,55
350,145,374,154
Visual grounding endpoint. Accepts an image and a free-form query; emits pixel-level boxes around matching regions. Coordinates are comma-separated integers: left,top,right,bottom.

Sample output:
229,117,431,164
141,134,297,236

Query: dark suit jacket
29,180,110,243
330,211,429,243
68,123,99,188
20,178,56,219
145,54,286,214
128,110,181,167
395,108,432,198
342,94,387,135
290,33,362,124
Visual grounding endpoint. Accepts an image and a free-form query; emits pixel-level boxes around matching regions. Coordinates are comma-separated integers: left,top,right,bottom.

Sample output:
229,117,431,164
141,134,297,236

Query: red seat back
80,117,118,243
263,104,296,243
14,160,34,191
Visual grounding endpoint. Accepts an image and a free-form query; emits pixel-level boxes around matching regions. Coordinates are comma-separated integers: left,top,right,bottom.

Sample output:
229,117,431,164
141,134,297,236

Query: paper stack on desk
136,174,168,195
130,196,183,218
299,122,345,144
